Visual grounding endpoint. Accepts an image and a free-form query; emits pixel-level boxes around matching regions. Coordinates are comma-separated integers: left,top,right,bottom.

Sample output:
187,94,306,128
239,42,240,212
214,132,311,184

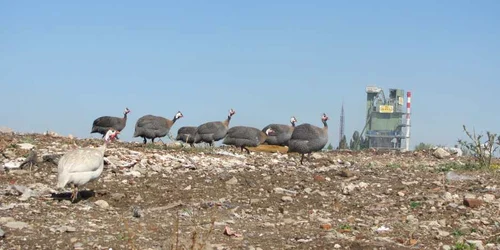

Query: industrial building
359,86,412,151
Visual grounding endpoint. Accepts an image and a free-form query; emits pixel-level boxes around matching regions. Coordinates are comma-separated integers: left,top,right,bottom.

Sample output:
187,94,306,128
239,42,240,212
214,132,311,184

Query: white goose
57,129,119,202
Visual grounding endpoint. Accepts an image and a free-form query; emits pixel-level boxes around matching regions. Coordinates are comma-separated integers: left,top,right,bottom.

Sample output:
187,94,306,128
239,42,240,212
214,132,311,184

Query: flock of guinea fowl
57,107,329,202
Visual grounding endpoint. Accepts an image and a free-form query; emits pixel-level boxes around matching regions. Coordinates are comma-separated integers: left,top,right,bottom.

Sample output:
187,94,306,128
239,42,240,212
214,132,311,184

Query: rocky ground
0,132,499,250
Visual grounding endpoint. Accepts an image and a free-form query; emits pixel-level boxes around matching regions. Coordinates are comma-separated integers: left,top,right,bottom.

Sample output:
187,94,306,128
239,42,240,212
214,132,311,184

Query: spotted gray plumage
288,113,329,164
91,108,130,138
262,116,297,146
176,126,197,147
133,111,183,144
194,109,235,146
223,126,274,154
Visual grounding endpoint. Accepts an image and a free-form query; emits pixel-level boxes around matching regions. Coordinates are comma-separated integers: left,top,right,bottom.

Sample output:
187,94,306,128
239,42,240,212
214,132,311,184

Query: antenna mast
339,101,345,147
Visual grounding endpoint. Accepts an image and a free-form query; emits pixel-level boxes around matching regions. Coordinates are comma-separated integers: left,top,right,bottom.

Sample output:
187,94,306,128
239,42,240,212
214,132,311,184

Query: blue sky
1,1,499,149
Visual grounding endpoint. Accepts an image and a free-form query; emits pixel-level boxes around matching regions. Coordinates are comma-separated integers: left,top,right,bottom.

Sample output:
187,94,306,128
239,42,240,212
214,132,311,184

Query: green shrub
414,142,434,151
457,125,499,169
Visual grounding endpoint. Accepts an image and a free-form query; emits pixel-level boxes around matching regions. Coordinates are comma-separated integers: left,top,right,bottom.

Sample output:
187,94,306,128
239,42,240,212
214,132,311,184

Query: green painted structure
360,86,410,150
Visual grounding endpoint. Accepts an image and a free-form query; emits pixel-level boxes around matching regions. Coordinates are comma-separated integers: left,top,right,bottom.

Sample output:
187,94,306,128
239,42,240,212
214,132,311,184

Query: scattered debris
223,226,242,238
0,132,498,249
433,148,451,159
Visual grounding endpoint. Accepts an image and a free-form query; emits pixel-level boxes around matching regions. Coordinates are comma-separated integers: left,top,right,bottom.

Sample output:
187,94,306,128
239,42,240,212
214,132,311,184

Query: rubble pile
0,132,499,249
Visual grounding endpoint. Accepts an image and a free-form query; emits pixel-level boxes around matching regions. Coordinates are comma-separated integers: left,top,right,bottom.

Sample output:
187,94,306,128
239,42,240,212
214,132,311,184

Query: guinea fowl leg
300,154,305,165
244,147,250,154
70,185,79,202
143,137,147,144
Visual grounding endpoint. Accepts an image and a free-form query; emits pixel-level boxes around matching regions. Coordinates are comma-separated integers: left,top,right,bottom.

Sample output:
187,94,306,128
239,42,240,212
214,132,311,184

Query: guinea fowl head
321,113,329,121
290,116,298,126
124,107,131,114
104,129,120,143
175,111,184,120
229,109,236,117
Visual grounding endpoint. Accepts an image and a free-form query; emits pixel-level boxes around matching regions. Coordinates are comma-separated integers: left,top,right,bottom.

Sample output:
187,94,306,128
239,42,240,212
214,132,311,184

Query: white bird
57,129,119,202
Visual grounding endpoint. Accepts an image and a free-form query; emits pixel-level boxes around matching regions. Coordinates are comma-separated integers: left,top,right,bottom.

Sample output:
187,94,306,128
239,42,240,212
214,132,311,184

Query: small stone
94,200,109,209
4,221,29,229
443,192,453,201
466,240,484,250
111,193,126,201
320,224,332,230
398,191,405,197
313,175,326,182
406,215,418,223
0,228,4,237
433,148,450,159
438,230,450,237
463,198,483,208
341,183,357,195
339,170,354,178
225,177,238,185
334,244,341,249
281,196,293,202
402,181,418,185
17,143,35,150
74,242,84,249
250,199,260,204
442,245,451,250
125,170,141,178
482,194,495,203
134,194,143,202
273,187,297,195
485,243,496,249
263,222,275,228
358,182,368,188
428,221,440,227
4,161,21,169
438,219,446,227
481,218,490,225
0,217,15,224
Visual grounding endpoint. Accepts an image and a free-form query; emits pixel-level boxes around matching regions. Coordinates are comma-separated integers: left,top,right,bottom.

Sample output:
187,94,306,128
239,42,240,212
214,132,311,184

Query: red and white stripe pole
405,91,412,151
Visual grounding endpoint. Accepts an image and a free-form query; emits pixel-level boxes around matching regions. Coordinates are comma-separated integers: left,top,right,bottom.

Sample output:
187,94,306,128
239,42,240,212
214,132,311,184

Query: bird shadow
50,190,96,203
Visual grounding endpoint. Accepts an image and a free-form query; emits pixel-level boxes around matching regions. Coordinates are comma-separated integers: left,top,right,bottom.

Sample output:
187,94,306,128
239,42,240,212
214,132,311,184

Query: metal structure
339,101,345,148
359,86,412,151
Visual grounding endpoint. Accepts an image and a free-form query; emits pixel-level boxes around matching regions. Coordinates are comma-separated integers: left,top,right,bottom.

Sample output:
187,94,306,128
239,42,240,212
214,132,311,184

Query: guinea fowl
133,111,183,144
194,109,235,146
175,126,197,147
57,129,119,202
223,126,275,154
91,108,130,139
288,113,329,164
262,116,298,146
